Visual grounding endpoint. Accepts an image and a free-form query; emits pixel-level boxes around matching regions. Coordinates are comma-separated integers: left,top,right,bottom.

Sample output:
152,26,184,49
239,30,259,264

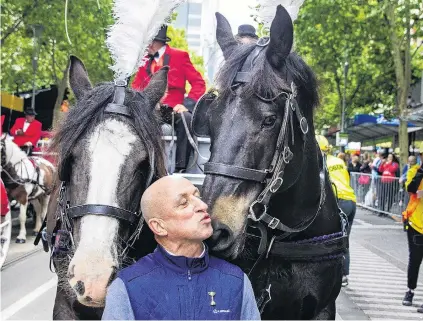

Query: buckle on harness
248,201,267,222
268,217,280,229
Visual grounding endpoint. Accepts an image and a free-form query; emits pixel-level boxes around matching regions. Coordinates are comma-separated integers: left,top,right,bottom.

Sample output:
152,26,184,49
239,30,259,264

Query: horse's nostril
73,280,85,296
210,222,234,252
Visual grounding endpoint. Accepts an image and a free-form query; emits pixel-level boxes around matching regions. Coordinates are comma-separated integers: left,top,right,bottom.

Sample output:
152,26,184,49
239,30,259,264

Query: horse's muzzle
209,220,237,255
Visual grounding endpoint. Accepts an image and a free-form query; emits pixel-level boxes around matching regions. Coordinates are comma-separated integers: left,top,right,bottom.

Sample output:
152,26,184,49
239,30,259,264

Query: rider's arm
182,51,206,112
10,119,22,135
102,278,135,320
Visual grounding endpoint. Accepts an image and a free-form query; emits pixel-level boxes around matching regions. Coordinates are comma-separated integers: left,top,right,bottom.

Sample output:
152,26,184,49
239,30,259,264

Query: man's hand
173,104,188,114
16,129,23,136
417,190,423,199
24,142,33,147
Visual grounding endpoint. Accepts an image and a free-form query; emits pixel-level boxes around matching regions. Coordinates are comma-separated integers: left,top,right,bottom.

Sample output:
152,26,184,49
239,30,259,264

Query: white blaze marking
77,119,136,258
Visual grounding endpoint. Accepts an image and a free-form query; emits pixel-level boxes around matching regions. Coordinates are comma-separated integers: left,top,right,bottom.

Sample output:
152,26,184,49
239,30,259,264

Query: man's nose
194,197,208,212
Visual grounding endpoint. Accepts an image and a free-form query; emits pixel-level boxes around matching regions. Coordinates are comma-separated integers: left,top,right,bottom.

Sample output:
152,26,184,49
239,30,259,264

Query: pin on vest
208,291,216,306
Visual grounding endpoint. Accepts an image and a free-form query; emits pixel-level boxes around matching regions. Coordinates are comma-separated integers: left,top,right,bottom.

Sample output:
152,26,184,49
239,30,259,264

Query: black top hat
154,25,171,43
24,108,37,116
236,24,258,39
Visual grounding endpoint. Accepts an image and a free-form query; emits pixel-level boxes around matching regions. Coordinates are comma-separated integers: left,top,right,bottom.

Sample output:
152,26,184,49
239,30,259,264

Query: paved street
1,208,422,320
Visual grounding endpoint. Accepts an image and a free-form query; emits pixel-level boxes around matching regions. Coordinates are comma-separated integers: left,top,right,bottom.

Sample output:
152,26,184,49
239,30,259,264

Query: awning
0,92,24,112
346,114,422,142
406,106,423,127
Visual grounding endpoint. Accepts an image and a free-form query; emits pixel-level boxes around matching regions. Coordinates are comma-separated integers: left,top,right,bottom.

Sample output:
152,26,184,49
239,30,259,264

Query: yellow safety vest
326,155,356,203
403,165,423,234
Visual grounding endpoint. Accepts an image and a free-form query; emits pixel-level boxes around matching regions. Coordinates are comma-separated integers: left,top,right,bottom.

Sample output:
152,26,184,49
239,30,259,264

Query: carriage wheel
0,211,12,269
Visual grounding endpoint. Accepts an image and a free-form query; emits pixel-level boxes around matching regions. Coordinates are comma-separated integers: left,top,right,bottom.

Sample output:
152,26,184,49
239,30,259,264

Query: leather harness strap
204,162,268,182
269,234,349,260
67,204,139,225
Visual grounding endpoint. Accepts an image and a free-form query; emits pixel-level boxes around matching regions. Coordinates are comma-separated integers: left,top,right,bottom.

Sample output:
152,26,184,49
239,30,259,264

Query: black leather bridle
198,38,348,258
203,39,316,234
35,80,152,259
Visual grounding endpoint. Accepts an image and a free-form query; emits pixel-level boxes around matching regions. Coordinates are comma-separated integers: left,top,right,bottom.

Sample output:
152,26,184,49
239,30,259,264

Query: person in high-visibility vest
402,163,423,313
316,135,356,287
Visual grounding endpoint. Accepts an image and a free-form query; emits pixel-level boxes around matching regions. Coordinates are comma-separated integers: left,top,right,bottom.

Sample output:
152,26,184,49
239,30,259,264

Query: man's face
408,156,417,165
148,40,165,55
25,115,35,123
163,180,213,242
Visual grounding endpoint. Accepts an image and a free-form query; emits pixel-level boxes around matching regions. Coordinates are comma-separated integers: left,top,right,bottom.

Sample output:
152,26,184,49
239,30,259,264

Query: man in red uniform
10,108,42,155
132,25,206,171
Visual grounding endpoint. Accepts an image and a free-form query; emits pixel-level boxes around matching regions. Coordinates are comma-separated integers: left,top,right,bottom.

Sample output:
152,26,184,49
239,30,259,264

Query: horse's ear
69,55,92,101
266,5,294,70
143,66,169,108
215,12,238,60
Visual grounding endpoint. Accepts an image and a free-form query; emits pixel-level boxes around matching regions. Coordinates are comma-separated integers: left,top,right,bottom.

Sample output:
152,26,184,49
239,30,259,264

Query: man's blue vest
118,245,244,320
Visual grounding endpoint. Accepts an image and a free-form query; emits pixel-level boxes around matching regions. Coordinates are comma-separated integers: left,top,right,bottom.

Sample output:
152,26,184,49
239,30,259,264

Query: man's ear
148,218,168,237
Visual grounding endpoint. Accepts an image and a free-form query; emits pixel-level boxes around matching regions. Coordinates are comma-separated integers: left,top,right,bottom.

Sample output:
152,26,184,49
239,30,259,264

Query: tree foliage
252,1,423,132
1,0,114,93
293,0,423,131
1,0,205,94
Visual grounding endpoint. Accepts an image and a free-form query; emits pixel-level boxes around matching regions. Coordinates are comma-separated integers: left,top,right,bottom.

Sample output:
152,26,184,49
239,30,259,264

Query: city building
174,0,258,83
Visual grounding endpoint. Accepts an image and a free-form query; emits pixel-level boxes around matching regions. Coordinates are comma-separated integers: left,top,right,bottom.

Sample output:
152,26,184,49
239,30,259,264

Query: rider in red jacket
1,179,9,217
132,25,206,171
10,108,42,155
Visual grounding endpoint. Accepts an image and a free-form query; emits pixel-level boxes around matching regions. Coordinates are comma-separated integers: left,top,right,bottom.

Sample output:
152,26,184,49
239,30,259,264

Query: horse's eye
262,115,277,128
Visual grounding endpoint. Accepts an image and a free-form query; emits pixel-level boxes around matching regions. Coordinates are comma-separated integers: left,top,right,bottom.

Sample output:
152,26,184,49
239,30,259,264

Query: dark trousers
164,112,193,171
339,199,356,276
407,225,423,289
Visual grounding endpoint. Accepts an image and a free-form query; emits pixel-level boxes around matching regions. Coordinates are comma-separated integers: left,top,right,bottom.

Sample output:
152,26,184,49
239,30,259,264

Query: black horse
46,56,166,319
193,6,347,320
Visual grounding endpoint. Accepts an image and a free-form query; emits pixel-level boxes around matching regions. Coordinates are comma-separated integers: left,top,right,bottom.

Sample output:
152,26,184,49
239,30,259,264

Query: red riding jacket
1,179,9,216
10,117,42,147
131,45,206,111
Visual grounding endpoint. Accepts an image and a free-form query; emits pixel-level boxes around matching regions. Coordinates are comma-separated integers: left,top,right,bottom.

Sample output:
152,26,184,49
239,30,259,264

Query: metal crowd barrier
350,172,408,217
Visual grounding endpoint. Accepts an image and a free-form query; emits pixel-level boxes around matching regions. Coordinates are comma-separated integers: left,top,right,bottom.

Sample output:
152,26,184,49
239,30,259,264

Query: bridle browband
35,80,153,261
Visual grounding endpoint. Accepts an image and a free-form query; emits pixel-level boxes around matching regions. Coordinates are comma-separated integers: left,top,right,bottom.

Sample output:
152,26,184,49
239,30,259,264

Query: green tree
1,0,114,93
1,1,206,127
384,0,422,165
252,1,423,150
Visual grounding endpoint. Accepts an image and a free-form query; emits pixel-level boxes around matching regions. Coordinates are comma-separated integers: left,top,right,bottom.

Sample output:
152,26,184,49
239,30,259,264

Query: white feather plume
106,0,186,82
258,0,305,28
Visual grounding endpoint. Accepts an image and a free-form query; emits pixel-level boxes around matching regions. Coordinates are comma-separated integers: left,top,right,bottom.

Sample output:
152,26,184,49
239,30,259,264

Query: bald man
102,176,260,320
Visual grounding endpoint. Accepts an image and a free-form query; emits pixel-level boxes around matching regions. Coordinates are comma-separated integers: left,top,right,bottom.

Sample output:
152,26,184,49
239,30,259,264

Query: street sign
336,132,349,147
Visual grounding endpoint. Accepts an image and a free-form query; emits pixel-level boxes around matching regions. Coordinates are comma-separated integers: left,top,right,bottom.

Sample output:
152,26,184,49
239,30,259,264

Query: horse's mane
215,44,319,110
51,82,167,179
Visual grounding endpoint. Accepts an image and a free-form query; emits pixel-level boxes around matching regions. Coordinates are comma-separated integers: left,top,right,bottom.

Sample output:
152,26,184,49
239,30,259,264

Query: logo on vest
213,309,230,314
